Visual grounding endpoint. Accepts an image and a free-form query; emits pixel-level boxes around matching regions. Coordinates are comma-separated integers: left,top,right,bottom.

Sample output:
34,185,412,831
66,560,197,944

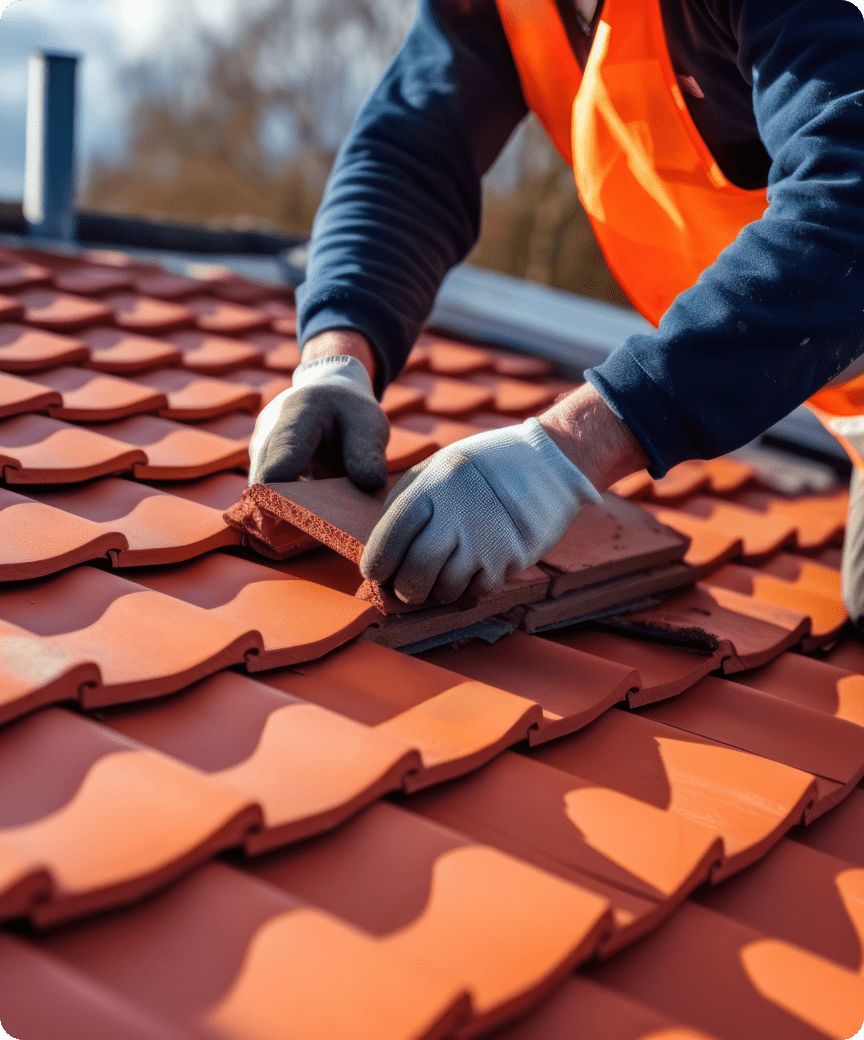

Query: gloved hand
248,355,390,491
360,416,602,605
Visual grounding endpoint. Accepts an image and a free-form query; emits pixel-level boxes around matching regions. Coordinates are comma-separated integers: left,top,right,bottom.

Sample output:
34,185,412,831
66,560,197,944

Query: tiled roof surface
0,241,861,1039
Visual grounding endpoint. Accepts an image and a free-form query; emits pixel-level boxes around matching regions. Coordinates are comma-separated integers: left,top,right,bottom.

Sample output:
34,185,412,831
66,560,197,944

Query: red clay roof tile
241,331,301,373
221,367,290,409
29,366,167,422
14,289,112,331
0,262,53,292
733,488,847,550
182,295,271,335
487,349,554,380
0,323,88,371
130,368,261,420
91,414,248,480
396,371,495,416
98,669,421,853
425,339,493,376
53,266,136,296
78,327,182,373
467,371,560,414
673,496,797,562
647,461,713,502
27,477,241,567
100,292,195,335
380,382,427,417
0,370,62,417
394,414,482,445
132,270,203,299
0,565,261,706
641,501,744,571
161,469,249,510
385,426,440,472
168,329,264,374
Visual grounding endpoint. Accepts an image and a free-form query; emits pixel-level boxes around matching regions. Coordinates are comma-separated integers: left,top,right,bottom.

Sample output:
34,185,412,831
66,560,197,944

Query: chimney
24,52,79,242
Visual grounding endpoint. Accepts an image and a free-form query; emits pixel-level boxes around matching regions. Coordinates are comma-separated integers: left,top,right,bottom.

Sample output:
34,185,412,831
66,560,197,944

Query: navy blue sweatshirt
296,0,864,477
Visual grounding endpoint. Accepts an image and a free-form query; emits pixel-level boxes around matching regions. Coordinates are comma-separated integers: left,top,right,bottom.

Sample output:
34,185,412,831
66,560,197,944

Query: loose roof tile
37,860,471,1040
260,639,543,788
0,323,88,371
0,485,127,580
420,629,638,744
245,801,612,1034
128,550,378,670
96,669,421,853
405,750,722,950
14,289,112,331
78,327,183,373
90,414,248,480
130,367,260,420
0,370,62,417
603,582,811,672
545,627,724,706
27,477,241,567
29,366,168,422
182,295,271,335
525,707,817,879
0,413,147,484
0,565,261,707
100,292,196,335
0,707,259,926
168,329,264,374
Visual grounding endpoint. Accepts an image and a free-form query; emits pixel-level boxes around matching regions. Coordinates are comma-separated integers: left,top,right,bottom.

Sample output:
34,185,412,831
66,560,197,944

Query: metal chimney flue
24,52,79,242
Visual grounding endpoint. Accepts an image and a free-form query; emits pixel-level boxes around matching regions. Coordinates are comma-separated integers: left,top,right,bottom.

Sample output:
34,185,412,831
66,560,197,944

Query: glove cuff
521,417,603,507
292,355,376,399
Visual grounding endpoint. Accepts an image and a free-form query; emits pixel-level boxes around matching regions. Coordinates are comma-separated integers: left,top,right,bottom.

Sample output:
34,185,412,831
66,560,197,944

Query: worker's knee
842,468,864,630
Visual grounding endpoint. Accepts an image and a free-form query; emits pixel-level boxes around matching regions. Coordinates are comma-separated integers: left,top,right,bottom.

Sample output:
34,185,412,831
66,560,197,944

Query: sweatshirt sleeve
296,0,528,391
586,0,864,476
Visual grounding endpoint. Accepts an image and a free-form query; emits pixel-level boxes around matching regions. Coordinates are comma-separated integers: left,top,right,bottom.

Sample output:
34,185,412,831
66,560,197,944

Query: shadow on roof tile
100,293,195,336
130,368,260,420
79,327,182,374
0,370,62,417
0,323,88,372
15,290,112,332
30,366,167,422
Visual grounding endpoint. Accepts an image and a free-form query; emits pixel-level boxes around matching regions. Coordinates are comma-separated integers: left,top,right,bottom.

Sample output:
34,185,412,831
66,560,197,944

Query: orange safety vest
496,0,864,466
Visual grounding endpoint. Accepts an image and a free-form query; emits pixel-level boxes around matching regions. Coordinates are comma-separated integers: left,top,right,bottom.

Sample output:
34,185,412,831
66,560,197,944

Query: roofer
249,0,864,618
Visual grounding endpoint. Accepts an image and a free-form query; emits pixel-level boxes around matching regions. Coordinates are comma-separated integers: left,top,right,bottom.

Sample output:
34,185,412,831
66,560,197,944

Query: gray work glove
248,355,389,491
361,416,602,605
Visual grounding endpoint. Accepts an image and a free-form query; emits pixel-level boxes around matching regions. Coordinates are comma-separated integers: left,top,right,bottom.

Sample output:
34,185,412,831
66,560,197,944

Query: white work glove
248,355,389,491
361,416,602,605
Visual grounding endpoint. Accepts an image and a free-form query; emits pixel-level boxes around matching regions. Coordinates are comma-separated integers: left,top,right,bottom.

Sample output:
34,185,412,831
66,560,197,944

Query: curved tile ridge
97,670,423,854
0,708,260,926
0,565,262,707
260,639,543,788
127,551,380,670
0,486,128,580
526,707,818,882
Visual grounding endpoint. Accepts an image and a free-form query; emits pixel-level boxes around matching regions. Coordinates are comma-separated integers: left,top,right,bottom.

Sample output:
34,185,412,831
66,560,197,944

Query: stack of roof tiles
0,240,861,1040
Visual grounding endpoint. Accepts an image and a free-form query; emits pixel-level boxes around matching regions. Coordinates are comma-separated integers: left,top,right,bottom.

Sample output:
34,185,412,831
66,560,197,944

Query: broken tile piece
98,670,421,853
129,550,378,670
260,638,543,788
0,486,127,580
78,327,182,373
539,493,689,596
28,477,241,567
29,367,167,422
0,414,147,484
0,708,259,926
0,370,62,417
91,414,248,480
0,565,261,706
14,289,112,331
129,368,260,420
100,293,195,335
0,323,88,372
168,330,264,374
420,629,638,743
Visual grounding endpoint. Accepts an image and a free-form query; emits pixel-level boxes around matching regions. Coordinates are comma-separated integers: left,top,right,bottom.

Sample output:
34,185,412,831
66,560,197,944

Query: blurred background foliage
81,0,629,308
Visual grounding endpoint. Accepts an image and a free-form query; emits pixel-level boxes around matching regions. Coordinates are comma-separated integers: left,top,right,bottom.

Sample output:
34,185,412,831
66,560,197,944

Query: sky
0,0,247,199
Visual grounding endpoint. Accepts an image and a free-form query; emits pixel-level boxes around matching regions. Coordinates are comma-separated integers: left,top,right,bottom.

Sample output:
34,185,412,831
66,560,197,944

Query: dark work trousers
843,467,864,633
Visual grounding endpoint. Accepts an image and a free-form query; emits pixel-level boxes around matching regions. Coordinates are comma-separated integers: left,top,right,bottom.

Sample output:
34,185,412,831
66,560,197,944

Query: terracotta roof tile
0,323,89,371
424,339,493,376
28,366,167,422
733,488,847,549
161,469,250,510
90,414,248,480
653,496,797,562
131,270,204,299
36,860,470,1040
221,367,290,408
77,327,182,373
245,801,612,1033
386,426,440,471
380,382,427,417
0,707,259,925
27,477,241,567
97,670,421,852
14,289,112,331
0,370,62,417
467,371,560,414
241,331,301,373
487,349,554,380
0,565,261,706
260,639,544,788
130,551,378,670
130,367,261,420
790,786,864,866
641,501,744,571
182,295,271,335
0,262,53,292
0,413,147,484
394,413,482,445
257,298,298,335
168,329,264,374
396,371,495,416
734,651,864,727
53,265,136,296
100,292,195,335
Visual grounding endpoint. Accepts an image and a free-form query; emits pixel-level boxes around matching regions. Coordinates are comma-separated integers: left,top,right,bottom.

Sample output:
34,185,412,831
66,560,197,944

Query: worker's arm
586,0,864,476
